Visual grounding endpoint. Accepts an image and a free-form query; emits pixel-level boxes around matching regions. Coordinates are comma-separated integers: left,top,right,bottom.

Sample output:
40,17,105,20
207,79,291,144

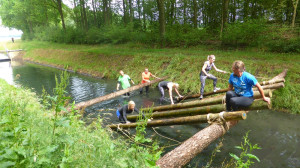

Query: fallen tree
108,111,246,129
74,76,167,110
127,99,270,121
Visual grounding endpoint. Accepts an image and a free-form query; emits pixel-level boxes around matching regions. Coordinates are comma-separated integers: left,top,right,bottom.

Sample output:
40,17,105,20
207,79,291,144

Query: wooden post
108,111,247,129
128,99,270,121
74,76,168,110
143,89,272,112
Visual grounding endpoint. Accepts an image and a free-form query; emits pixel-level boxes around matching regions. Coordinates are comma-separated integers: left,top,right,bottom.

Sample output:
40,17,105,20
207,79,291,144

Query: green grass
0,78,160,167
8,40,300,114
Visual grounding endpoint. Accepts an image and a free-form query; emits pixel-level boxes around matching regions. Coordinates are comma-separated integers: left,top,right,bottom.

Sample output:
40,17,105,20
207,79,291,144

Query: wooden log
142,89,272,112
128,99,270,121
156,120,239,168
254,82,284,91
108,111,247,129
156,69,287,168
268,69,287,83
176,78,285,102
74,76,168,110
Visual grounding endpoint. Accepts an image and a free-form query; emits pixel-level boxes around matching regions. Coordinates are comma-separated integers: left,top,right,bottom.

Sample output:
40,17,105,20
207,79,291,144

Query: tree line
1,0,300,51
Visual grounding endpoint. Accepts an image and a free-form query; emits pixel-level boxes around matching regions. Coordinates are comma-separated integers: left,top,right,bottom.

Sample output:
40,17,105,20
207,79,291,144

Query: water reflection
0,53,13,85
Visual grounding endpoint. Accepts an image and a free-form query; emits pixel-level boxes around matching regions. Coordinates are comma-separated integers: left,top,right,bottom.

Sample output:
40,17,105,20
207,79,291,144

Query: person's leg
140,87,143,94
145,86,149,93
226,91,238,111
207,74,218,88
229,96,254,111
200,76,207,97
158,85,165,104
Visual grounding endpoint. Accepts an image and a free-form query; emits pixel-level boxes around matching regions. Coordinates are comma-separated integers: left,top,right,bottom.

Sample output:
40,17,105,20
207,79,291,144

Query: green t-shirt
118,74,131,89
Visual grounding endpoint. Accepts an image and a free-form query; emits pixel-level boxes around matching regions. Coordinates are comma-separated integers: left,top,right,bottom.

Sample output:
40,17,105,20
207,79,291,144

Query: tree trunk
292,0,299,27
108,111,247,129
74,77,168,110
157,0,166,44
127,99,270,121
221,0,229,34
177,79,285,102
244,0,249,20
142,89,272,112
192,0,198,28
142,0,146,30
156,120,239,167
57,0,66,31
129,0,133,22
183,0,187,24
92,0,97,26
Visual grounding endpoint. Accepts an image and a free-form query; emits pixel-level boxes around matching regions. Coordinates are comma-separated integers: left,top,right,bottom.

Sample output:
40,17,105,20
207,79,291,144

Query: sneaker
199,95,203,100
213,87,220,92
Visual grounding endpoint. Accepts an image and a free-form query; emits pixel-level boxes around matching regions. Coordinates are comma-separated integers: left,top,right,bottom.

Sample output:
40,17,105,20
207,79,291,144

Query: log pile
155,69,287,168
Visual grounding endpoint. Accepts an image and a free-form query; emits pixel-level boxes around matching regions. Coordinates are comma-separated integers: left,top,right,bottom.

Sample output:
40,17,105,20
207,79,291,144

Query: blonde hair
207,55,215,61
128,101,135,106
174,83,179,88
232,60,245,72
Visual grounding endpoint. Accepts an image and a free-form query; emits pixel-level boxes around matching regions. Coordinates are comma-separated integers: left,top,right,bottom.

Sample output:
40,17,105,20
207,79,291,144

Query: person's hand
147,119,151,122
126,121,131,124
179,95,183,98
223,71,227,74
263,97,271,104
207,74,212,78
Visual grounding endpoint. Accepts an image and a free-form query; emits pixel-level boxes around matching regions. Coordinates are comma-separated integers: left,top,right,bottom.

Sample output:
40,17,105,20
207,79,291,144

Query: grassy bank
0,78,160,167
6,40,300,114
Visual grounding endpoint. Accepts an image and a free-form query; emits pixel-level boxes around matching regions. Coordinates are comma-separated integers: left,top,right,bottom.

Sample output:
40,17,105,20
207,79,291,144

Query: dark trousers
140,86,149,94
158,84,166,104
200,74,217,95
226,91,254,111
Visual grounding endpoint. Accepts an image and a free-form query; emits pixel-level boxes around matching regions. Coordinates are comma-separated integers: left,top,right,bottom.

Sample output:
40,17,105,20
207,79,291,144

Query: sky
0,18,23,37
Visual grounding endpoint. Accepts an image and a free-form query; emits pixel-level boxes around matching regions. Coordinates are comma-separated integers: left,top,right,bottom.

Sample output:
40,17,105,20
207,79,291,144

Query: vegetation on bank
0,76,161,167
6,40,298,114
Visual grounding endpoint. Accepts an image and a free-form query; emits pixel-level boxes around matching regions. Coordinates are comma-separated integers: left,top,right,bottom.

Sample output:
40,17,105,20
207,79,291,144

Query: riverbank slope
5,40,300,114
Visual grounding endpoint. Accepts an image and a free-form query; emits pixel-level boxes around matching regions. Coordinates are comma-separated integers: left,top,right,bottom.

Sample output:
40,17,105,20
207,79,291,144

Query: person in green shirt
117,70,135,96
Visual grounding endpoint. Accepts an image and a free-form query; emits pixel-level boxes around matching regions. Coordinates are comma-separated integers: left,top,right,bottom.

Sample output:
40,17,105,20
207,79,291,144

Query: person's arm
150,73,160,79
116,82,120,90
255,83,271,104
213,64,227,73
228,84,233,91
131,79,135,85
201,63,209,76
168,84,174,104
174,88,183,98
122,106,130,124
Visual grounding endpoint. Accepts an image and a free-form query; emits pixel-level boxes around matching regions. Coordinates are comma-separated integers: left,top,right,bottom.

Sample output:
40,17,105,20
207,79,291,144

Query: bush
221,19,268,47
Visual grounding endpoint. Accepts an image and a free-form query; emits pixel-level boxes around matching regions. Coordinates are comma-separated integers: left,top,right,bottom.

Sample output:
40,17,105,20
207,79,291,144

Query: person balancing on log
158,81,183,105
199,55,227,100
226,60,271,111
116,70,135,96
140,68,159,94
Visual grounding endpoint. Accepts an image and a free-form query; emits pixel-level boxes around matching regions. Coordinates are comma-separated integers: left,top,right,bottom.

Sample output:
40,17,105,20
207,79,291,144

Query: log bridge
0,49,23,62
105,69,287,168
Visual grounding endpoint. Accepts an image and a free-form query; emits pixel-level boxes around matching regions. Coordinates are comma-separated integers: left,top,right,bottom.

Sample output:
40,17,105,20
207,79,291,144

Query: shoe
213,87,220,92
199,95,203,100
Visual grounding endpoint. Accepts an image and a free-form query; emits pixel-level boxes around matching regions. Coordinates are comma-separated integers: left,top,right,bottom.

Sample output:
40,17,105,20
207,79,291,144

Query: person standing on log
140,68,159,94
158,81,183,104
117,70,135,96
226,60,270,111
116,101,140,123
199,55,227,100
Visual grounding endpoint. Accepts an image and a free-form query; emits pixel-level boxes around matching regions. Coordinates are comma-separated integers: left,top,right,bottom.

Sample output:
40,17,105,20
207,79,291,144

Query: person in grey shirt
199,55,227,99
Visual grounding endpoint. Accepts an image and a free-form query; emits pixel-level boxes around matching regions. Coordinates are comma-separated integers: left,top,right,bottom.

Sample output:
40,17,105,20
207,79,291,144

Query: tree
157,0,166,44
292,0,299,27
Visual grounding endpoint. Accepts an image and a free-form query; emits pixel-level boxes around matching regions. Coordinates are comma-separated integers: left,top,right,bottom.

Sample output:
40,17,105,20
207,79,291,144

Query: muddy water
1,57,299,167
